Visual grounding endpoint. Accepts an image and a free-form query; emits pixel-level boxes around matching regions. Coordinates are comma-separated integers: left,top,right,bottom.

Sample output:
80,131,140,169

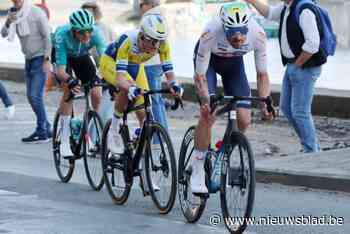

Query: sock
111,113,120,134
61,115,71,144
193,149,206,160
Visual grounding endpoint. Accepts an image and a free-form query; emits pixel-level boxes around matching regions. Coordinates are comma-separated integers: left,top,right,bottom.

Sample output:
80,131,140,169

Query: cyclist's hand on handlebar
127,85,142,101
169,81,184,98
66,76,81,95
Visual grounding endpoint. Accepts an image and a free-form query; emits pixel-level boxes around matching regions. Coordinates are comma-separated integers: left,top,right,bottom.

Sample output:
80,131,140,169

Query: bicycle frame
208,95,274,192
117,90,171,177
67,82,106,156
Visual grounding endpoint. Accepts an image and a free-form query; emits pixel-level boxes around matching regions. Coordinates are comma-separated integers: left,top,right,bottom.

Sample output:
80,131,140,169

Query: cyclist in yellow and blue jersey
99,14,183,154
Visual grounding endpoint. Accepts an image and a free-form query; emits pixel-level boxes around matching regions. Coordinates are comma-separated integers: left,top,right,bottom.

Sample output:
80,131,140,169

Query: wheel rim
222,143,254,232
146,127,176,211
178,127,206,221
102,122,130,203
53,115,74,180
84,114,104,189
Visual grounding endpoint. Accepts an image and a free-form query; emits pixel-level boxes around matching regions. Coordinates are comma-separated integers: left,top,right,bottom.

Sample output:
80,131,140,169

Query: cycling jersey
103,30,174,74
194,17,267,75
53,24,106,67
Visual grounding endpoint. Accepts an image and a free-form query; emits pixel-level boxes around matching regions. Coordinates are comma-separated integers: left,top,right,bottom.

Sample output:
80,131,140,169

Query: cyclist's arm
114,37,134,91
193,30,215,103
54,34,70,82
194,30,214,78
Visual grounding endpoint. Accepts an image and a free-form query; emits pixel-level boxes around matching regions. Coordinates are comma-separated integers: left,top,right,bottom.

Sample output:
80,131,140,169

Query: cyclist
191,2,273,194
99,14,183,155
52,9,106,157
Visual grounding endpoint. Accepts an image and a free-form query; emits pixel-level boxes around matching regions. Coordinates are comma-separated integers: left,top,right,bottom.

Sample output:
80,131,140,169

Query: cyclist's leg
191,50,218,194
57,63,75,156
220,56,251,132
99,54,127,153
71,55,102,111
128,64,149,126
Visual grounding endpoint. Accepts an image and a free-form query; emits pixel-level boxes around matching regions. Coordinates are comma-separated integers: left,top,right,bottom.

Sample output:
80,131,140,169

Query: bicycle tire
83,111,105,191
102,120,132,205
178,125,207,223
144,122,177,214
220,131,255,234
52,112,75,183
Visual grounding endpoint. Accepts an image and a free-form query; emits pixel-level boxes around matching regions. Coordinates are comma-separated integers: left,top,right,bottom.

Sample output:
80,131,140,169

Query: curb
256,169,350,193
1,63,350,118
255,148,350,193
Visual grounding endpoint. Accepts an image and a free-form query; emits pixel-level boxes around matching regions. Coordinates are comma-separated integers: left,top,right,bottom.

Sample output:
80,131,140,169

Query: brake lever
170,97,183,111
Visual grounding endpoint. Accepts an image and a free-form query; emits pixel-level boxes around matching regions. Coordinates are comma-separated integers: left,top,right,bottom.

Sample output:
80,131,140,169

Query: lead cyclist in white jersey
191,2,274,194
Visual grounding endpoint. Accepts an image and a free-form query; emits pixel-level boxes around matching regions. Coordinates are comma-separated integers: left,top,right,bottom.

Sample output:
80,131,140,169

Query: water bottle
209,140,224,192
70,117,82,142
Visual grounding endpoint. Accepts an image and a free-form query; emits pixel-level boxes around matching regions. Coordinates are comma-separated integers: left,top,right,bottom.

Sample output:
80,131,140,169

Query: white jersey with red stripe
195,17,268,75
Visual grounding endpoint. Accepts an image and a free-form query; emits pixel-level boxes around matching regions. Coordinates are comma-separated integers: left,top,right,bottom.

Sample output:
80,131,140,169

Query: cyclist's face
138,33,160,54
74,29,93,44
227,33,247,49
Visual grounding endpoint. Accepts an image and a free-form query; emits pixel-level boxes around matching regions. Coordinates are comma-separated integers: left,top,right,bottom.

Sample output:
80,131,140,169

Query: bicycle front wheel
83,111,104,191
52,112,75,183
220,131,255,234
144,122,177,214
101,120,132,205
178,125,207,223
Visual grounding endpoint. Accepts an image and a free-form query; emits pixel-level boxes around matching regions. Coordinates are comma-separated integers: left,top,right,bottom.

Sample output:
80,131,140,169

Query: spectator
0,81,15,119
139,0,170,132
246,0,326,153
1,0,52,143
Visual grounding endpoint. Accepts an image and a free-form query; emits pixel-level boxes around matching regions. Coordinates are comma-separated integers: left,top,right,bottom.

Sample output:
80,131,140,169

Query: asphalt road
0,103,349,234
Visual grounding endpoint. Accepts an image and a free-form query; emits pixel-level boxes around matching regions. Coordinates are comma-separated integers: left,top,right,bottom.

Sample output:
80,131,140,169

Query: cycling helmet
140,14,168,41
69,9,94,31
220,2,250,36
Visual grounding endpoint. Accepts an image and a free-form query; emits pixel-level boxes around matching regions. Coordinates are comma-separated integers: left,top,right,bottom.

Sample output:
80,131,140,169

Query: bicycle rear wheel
144,122,177,214
52,112,75,183
220,131,255,234
102,120,132,205
83,111,104,190
178,126,207,223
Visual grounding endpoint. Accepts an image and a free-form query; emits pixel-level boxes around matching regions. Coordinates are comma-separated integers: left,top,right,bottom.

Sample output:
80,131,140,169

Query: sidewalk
256,148,350,193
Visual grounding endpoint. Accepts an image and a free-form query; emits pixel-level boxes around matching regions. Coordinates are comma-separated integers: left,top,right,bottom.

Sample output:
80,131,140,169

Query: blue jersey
53,24,106,66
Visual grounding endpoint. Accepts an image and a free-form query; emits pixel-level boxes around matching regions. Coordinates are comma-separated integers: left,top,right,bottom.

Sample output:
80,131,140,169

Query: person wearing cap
82,0,117,125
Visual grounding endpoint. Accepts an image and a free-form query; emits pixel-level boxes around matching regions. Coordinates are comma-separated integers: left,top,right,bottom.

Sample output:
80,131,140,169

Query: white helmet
220,2,250,29
140,14,168,41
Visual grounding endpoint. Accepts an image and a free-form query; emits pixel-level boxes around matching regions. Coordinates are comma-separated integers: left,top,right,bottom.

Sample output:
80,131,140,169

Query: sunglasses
225,26,248,40
140,34,160,46
77,28,93,35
